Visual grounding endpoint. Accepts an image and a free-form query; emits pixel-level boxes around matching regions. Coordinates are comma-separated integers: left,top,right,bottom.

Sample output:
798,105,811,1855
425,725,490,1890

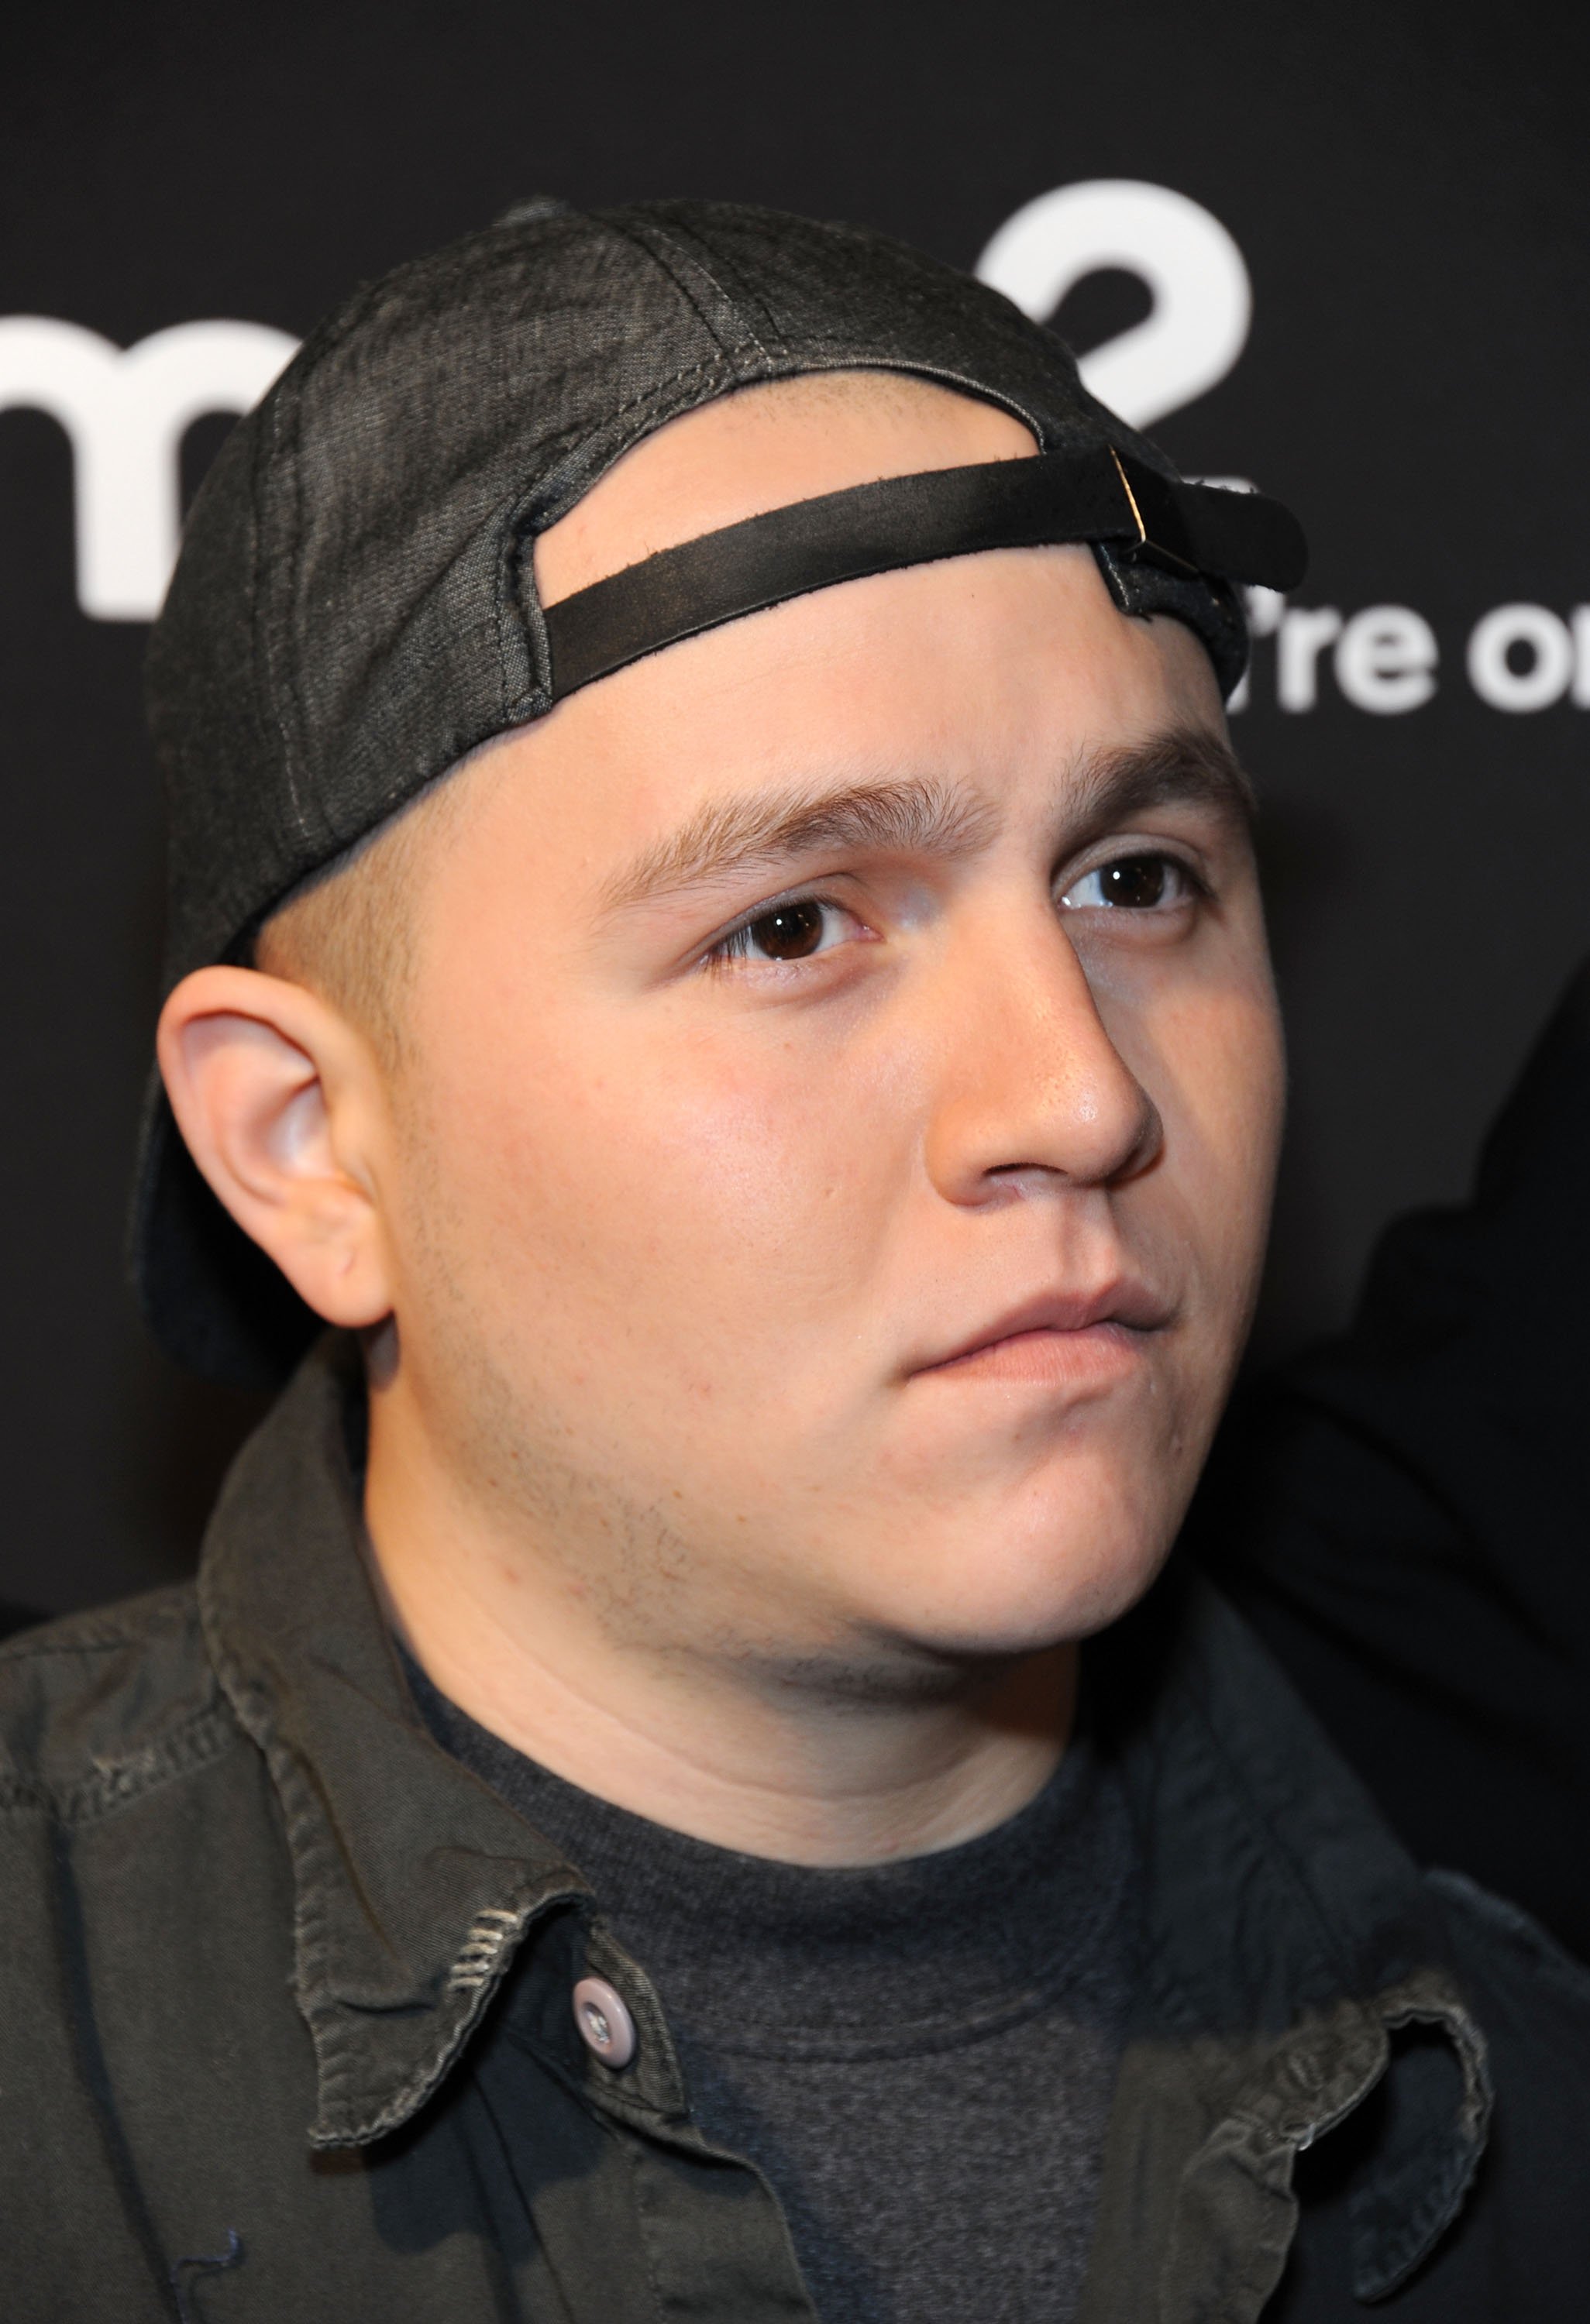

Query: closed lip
910,1281,1175,1376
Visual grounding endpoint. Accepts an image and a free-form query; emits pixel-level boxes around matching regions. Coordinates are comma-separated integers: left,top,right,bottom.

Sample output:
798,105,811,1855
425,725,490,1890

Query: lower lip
919,1321,1149,1388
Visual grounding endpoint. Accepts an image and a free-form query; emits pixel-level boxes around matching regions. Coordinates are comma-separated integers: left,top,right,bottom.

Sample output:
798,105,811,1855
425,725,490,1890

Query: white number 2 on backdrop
976,180,1252,431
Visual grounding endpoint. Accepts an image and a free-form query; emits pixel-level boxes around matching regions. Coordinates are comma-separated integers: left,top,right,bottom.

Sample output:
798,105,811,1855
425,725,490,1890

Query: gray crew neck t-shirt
407,1659,1139,2324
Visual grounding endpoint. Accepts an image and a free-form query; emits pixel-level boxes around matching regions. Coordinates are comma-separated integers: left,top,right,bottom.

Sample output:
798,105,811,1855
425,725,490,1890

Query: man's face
375,377,1284,1680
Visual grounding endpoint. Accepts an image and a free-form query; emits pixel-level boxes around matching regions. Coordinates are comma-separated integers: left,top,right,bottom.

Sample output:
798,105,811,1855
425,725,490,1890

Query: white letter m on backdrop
0,317,298,619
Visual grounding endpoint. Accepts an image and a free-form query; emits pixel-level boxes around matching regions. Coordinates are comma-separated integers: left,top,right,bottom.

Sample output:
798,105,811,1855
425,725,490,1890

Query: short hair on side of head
251,754,479,1066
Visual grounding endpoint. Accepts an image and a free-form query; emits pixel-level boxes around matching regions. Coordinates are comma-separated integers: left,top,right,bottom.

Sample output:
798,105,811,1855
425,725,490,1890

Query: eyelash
708,894,861,969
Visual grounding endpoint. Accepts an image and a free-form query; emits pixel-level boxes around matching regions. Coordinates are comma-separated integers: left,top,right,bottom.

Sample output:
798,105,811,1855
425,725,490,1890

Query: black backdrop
5,1,1587,1615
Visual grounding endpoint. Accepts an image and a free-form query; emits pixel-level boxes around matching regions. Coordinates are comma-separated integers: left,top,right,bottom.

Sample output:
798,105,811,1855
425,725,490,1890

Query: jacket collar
198,1337,606,2146
201,1335,1489,2303
1083,1575,1491,2316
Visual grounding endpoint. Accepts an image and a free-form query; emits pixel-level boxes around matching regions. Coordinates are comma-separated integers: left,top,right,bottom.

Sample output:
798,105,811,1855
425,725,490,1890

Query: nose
921,904,1162,1205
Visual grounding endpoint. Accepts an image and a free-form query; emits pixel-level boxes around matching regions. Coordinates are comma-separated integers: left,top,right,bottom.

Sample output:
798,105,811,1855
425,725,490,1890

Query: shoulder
1427,1867,1590,2003
0,1583,241,1826
1409,1868,1590,2304
1424,1864,1590,2112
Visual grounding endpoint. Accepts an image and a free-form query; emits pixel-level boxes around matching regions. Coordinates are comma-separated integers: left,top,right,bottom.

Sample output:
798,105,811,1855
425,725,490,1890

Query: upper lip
913,1280,1174,1374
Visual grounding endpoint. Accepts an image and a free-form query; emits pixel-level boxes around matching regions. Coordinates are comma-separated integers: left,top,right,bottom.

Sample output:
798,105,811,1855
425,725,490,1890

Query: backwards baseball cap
136,196,1306,1387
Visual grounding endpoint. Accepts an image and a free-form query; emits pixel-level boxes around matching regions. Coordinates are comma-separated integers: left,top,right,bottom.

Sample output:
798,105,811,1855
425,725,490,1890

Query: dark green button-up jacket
3,1339,1588,2321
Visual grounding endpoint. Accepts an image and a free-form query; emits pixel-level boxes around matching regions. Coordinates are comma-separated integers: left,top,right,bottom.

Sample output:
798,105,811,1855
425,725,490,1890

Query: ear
157,965,395,1331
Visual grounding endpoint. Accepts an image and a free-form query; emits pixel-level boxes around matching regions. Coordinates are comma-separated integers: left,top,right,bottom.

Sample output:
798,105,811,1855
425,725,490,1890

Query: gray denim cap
136,196,1257,1386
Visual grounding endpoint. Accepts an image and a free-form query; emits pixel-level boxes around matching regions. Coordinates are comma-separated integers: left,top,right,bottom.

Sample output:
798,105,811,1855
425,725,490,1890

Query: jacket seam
0,1592,198,1662
0,1703,241,1826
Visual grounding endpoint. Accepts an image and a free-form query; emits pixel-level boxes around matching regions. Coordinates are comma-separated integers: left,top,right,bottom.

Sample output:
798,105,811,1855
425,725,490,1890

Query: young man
2,199,1585,2321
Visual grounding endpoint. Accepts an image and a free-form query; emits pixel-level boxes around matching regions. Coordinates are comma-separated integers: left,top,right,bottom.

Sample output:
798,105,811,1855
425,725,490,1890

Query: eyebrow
597,725,1253,916
1065,726,1256,839
598,773,995,913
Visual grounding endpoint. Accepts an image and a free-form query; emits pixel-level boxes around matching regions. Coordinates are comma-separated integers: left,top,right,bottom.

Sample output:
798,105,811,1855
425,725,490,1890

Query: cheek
408,999,914,1376
1153,981,1285,1312
1116,967,1292,1348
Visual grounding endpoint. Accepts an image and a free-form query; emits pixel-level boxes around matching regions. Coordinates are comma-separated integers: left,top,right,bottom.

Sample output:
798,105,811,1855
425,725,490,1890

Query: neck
363,1384,1076,1869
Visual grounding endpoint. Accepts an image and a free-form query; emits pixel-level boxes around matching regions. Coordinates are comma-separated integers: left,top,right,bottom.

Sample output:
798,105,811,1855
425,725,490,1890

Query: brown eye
712,895,868,970
1099,856,1168,908
744,900,827,960
1060,854,1190,912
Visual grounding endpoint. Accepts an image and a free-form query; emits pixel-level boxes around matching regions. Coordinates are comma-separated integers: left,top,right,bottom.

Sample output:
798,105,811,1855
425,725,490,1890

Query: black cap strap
540,445,1306,702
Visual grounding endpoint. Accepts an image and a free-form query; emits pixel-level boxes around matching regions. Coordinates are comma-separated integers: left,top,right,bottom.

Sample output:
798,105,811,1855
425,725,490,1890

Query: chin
851,1363,1212,1652
856,1483,1184,1666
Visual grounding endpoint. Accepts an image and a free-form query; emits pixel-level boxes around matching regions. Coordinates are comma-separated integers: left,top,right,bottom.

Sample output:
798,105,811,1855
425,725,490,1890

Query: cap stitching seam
261,276,393,855
264,362,315,848
250,391,302,852
637,220,777,363
600,214,768,369
668,215,784,347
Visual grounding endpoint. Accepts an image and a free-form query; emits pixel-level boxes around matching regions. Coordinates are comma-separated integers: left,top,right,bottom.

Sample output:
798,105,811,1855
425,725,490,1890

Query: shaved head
252,762,473,1066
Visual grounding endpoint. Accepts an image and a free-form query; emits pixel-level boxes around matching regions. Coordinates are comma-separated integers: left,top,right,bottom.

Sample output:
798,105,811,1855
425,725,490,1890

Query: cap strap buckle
1110,449,1199,579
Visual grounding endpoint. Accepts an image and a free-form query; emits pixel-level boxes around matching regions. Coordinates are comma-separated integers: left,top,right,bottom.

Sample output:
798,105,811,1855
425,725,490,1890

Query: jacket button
572,1975,637,2069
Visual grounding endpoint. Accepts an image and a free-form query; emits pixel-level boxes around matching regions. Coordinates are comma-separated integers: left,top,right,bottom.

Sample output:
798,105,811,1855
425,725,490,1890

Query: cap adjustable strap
539,445,1306,702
